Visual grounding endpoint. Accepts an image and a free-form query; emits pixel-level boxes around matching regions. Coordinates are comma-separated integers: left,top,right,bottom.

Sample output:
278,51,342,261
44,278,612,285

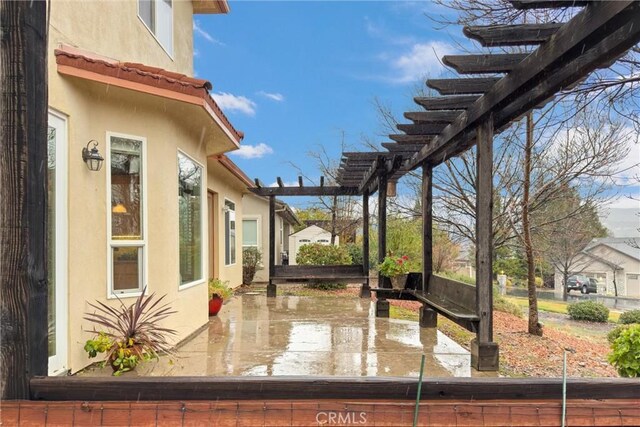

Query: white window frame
242,215,261,249
106,132,148,299
224,198,236,266
137,0,174,58
47,109,69,375
177,149,205,290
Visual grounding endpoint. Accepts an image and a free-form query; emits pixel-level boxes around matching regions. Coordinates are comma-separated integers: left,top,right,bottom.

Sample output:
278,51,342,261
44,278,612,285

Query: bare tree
288,138,362,245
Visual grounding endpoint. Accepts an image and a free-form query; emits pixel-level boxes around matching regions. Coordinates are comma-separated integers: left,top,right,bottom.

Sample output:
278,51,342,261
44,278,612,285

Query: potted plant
208,278,233,316
83,288,176,376
378,253,410,289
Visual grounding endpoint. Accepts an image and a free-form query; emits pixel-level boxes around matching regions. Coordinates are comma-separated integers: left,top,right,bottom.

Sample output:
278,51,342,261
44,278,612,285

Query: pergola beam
407,1,640,169
414,95,480,110
443,53,529,74
511,0,589,9
426,77,500,95
464,23,563,47
397,123,448,135
405,111,462,124
389,134,435,144
249,186,360,197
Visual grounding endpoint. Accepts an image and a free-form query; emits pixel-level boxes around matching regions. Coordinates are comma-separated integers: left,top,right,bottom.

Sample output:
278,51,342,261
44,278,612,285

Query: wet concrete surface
82,294,493,378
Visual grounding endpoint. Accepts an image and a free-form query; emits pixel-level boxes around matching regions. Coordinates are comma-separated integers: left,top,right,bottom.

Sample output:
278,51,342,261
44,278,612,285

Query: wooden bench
372,273,479,332
271,265,368,284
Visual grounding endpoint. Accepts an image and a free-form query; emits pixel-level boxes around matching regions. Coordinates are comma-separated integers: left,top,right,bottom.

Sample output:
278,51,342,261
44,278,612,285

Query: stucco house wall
242,194,298,283
46,0,240,374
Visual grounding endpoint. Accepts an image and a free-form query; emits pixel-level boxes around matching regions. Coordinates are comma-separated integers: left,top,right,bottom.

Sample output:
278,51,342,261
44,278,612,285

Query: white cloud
193,20,225,46
257,91,285,102
269,180,298,187
388,41,454,84
230,143,274,159
212,92,256,116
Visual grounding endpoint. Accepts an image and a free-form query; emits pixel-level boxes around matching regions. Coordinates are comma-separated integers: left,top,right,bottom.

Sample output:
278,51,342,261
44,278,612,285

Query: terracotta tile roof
54,47,244,143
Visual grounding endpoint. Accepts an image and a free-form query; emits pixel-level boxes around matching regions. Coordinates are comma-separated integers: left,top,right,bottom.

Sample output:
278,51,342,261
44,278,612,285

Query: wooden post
420,164,437,328
472,116,499,371
0,0,49,398
267,196,277,297
422,164,433,294
375,175,389,317
360,192,371,298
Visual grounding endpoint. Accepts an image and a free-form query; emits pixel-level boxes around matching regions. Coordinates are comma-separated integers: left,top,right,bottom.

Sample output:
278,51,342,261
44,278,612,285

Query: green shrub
608,324,640,377
242,247,262,285
619,309,640,325
567,301,609,323
297,243,351,290
535,277,544,288
296,243,352,265
608,324,635,344
438,271,476,286
494,295,523,317
345,243,363,266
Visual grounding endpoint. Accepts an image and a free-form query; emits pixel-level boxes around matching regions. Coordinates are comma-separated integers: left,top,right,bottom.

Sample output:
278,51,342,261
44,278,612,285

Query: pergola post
0,0,49,398
420,164,437,328
267,195,277,298
375,174,389,317
471,116,499,371
359,192,371,298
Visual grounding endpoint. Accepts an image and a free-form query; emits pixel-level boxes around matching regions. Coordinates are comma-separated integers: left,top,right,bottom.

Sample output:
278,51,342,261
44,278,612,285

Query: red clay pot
208,295,223,316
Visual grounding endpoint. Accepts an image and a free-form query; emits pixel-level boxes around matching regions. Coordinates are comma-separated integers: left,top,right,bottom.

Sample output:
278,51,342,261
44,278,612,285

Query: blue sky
193,1,640,228
193,1,458,185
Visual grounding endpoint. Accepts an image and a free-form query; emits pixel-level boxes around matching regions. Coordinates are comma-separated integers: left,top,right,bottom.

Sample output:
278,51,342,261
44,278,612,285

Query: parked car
566,275,598,294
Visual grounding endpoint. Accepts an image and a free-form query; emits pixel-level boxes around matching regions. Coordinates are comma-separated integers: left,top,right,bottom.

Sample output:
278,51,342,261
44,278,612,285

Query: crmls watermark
315,411,368,425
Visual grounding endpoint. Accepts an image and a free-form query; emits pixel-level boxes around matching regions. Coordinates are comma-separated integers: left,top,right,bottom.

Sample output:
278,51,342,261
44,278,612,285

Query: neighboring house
303,219,360,244
451,248,476,279
288,225,338,265
242,196,300,283
554,237,640,297
46,0,245,374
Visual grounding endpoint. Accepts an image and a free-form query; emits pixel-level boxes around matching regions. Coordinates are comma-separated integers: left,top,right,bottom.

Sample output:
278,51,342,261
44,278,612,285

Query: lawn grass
505,296,621,322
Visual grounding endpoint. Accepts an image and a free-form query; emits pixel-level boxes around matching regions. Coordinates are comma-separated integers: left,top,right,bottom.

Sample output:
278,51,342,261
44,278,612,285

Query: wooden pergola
5,0,640,409
251,0,640,372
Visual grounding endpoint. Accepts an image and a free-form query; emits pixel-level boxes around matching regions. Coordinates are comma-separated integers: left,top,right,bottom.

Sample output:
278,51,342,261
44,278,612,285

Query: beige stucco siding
50,77,214,372
554,244,640,297
49,0,194,75
243,194,292,283
206,160,246,288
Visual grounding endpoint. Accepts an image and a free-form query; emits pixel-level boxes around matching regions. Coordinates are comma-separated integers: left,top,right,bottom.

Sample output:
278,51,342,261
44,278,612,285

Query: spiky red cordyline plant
84,287,178,362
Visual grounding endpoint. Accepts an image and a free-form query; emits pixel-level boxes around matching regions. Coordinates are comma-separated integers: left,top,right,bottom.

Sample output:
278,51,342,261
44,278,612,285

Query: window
109,135,145,295
138,0,173,56
242,218,259,248
178,152,203,286
299,239,311,243
224,200,236,265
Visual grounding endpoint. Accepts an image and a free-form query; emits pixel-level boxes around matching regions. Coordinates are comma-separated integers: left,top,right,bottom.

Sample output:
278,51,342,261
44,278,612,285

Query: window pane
178,153,202,285
111,137,142,239
138,0,154,31
156,0,173,55
112,247,142,292
242,220,258,247
225,201,235,265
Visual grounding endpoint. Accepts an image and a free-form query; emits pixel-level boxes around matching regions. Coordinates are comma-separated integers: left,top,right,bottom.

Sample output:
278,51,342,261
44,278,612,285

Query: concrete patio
81,292,491,378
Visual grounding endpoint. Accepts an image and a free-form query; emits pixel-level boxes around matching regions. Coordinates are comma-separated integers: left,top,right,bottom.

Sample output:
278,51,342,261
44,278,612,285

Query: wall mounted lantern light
82,140,104,171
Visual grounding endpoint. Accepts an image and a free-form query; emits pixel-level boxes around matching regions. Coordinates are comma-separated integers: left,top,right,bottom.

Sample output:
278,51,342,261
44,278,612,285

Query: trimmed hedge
297,243,351,290
567,301,609,323
619,309,640,325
